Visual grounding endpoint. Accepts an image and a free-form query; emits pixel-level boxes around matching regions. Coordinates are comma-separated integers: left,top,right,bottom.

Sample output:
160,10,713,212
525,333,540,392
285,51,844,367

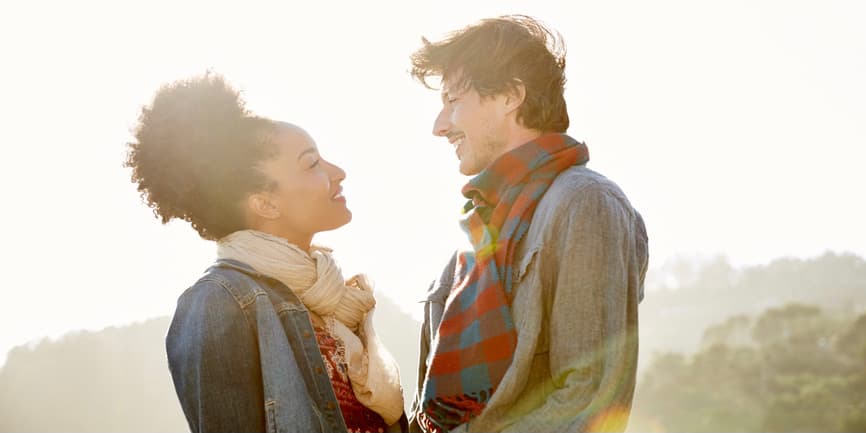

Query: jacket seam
198,275,266,329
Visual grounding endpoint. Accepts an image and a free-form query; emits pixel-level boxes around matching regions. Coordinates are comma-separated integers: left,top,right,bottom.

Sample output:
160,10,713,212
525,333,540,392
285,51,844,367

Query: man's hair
410,15,569,133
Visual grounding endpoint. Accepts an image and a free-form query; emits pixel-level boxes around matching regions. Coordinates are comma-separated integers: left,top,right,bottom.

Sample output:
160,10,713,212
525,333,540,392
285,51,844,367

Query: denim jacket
166,258,349,433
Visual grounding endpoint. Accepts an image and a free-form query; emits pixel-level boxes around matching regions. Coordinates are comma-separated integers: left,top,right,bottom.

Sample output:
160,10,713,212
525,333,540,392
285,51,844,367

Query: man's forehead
441,73,468,94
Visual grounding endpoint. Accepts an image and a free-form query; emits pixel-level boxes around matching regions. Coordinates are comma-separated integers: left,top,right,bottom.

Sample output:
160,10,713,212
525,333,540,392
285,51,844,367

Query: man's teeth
454,137,465,147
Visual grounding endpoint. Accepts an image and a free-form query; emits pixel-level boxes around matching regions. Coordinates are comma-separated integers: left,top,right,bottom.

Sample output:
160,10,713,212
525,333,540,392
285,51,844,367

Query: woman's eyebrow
297,147,317,161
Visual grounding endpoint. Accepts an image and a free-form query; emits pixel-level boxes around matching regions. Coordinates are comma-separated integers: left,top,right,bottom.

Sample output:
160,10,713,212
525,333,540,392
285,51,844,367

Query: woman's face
255,124,352,239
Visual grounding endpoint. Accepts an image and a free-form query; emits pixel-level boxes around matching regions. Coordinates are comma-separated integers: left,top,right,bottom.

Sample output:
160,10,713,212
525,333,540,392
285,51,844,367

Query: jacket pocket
265,400,277,433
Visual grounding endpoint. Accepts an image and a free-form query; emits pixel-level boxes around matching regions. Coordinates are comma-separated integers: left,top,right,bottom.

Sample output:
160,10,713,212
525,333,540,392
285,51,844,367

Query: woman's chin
341,209,353,226
322,210,353,232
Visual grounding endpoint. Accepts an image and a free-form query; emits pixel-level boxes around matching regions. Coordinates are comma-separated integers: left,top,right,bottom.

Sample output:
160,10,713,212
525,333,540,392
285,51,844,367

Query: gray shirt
411,165,648,432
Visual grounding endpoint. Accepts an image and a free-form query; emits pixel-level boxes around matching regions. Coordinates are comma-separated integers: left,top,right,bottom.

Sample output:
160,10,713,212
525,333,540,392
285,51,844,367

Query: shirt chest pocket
514,246,540,285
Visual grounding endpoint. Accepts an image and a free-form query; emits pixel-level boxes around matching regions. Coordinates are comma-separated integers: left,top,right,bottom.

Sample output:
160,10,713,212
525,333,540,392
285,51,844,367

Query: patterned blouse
314,326,388,433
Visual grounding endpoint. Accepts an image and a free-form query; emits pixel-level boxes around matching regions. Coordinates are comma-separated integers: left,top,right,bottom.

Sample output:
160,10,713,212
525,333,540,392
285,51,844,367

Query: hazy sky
1,0,864,366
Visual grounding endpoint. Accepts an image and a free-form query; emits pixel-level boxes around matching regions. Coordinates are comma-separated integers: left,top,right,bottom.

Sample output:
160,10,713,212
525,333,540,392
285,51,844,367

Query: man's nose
433,108,450,137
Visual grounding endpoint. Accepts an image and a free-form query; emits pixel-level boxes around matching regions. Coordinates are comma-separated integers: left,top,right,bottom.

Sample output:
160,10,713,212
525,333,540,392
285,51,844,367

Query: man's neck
502,126,549,154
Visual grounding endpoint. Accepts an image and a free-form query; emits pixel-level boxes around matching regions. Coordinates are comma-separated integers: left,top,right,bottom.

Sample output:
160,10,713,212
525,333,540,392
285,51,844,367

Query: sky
0,0,864,367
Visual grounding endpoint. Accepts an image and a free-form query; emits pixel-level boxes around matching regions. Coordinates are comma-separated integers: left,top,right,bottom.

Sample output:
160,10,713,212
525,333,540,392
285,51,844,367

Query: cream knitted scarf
217,230,404,425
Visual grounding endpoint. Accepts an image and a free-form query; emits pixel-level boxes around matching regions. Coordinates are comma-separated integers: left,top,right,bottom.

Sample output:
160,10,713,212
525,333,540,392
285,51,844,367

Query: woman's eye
310,159,320,168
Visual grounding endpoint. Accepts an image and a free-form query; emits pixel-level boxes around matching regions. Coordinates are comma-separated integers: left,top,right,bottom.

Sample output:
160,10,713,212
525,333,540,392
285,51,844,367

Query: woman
125,73,405,433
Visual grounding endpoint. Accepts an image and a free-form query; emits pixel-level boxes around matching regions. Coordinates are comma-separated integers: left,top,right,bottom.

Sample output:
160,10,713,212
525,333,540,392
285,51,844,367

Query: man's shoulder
539,165,633,214
518,165,633,254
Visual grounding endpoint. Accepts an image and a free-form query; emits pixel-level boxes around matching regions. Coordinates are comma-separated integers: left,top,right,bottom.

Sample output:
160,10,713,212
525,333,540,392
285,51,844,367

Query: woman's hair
410,15,569,133
125,73,280,240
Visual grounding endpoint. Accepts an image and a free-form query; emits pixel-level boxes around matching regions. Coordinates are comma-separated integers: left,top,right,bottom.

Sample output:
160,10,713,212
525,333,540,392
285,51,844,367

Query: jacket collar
211,258,308,307
212,258,270,280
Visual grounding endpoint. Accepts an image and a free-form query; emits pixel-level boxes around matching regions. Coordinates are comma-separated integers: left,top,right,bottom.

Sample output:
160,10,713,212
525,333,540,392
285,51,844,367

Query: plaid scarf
419,133,589,432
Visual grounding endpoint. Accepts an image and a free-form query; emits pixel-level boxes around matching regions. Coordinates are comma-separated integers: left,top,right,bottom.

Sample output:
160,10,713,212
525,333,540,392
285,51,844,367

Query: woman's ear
247,192,280,220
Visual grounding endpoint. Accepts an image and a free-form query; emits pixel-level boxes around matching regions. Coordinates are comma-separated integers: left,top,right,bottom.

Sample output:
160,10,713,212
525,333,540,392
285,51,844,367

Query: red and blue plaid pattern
419,134,589,432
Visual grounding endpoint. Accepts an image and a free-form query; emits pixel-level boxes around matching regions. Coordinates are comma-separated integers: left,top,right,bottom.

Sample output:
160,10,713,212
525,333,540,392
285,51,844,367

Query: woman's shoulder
179,261,270,310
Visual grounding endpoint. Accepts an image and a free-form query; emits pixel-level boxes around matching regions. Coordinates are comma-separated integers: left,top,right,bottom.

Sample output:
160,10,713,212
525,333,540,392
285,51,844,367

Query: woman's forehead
273,123,317,152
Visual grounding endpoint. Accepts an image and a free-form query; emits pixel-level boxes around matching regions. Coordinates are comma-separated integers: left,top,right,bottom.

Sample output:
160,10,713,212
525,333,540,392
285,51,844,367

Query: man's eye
310,159,320,168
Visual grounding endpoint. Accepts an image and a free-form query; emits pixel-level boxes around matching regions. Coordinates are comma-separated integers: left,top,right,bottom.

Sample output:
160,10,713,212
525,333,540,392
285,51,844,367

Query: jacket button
303,330,311,338
326,401,335,410
315,366,323,374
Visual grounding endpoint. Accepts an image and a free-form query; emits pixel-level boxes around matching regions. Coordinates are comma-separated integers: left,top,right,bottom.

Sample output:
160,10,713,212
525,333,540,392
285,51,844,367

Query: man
408,16,649,432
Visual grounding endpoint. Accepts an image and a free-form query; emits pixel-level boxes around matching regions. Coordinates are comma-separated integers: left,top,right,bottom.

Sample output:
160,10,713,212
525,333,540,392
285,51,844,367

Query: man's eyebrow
297,147,317,160
441,86,456,101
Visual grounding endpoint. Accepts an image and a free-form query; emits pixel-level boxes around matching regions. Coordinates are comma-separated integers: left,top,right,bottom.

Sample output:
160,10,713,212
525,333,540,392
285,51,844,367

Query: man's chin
458,160,480,176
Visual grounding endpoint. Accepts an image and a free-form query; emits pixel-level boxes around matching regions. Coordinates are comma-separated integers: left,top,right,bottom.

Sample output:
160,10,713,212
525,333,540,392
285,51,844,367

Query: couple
127,15,648,433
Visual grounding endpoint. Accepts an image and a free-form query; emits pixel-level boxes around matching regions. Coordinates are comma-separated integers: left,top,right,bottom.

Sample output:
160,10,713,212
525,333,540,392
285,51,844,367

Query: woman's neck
249,224,312,253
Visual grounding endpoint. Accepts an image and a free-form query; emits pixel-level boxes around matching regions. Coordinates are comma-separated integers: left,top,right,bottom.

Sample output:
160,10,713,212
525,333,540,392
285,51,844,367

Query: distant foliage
640,252,866,359
630,304,866,432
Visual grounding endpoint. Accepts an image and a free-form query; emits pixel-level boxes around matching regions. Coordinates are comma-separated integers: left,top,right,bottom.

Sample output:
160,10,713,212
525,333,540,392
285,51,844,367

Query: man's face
433,75,510,176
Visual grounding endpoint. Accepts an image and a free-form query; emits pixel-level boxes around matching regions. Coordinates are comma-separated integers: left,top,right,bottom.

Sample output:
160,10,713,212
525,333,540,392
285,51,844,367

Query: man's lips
449,134,466,158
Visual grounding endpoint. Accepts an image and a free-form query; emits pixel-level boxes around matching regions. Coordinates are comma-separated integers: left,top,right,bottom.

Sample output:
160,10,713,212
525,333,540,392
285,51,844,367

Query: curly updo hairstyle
125,73,280,240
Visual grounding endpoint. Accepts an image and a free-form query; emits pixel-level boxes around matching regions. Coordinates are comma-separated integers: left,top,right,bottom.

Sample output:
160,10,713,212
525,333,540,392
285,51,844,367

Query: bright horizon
1,0,864,367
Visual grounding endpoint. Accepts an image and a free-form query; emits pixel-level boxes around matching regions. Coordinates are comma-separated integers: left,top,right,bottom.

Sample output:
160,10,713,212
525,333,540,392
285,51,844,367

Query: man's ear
247,192,280,220
504,80,527,114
